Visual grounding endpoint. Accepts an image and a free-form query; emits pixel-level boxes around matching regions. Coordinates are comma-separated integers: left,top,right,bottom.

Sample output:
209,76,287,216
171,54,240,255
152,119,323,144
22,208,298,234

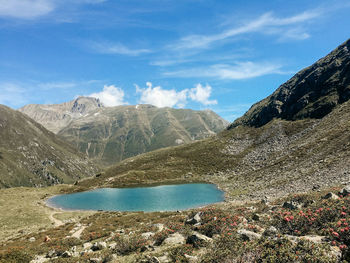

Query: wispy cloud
169,9,321,50
88,41,151,56
0,0,55,19
164,62,287,80
0,82,29,107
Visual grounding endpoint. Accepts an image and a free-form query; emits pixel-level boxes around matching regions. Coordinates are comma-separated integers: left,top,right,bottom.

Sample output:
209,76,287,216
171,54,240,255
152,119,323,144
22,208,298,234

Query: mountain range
20,99,228,165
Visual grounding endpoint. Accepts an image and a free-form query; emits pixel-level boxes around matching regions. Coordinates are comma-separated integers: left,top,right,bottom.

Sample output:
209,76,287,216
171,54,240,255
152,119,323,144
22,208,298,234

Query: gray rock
141,232,155,239
61,251,72,258
186,232,213,248
282,201,303,210
46,250,56,258
184,254,198,262
339,186,350,196
163,233,185,245
29,237,36,242
30,255,49,263
263,226,278,237
186,212,202,225
83,242,93,250
91,241,107,251
237,229,262,241
89,258,102,263
322,192,339,200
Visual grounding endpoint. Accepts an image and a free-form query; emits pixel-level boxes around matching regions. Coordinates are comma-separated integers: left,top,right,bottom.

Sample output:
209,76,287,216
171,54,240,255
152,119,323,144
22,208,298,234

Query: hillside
79,38,350,201
0,105,99,188
20,99,228,165
229,38,350,128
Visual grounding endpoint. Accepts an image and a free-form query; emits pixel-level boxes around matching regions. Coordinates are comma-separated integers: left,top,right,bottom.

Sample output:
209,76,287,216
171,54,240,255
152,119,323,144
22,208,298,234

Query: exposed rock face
0,105,98,188
20,98,228,165
230,38,350,128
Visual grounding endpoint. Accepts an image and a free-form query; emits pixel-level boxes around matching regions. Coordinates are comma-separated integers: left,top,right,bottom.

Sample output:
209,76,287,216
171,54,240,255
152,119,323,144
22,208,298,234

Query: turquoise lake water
47,184,224,212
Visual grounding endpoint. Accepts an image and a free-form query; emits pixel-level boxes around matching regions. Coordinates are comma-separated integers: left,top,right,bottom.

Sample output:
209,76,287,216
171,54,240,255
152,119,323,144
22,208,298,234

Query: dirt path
48,211,64,227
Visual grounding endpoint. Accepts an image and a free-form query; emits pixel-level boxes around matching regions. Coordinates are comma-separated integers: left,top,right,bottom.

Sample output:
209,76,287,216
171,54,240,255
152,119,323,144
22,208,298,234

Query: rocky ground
1,185,350,262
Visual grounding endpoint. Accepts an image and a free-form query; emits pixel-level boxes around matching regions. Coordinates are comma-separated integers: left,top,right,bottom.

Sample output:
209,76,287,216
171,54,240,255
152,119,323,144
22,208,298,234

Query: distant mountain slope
78,39,350,200
0,105,99,188
20,98,228,165
230,38,350,128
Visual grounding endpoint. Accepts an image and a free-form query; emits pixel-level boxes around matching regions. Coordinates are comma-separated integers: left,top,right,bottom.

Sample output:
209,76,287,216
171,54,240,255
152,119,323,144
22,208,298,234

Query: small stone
163,233,185,245
263,226,278,237
237,229,262,241
91,241,107,251
184,254,198,262
186,212,202,225
322,192,339,200
141,232,155,239
339,186,350,196
61,251,72,258
89,258,102,263
29,237,36,242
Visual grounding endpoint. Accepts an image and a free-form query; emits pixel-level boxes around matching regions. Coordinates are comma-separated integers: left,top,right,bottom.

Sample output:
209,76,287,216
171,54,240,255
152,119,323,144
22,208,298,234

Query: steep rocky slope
79,38,350,201
230,38,350,128
20,98,228,165
0,105,99,188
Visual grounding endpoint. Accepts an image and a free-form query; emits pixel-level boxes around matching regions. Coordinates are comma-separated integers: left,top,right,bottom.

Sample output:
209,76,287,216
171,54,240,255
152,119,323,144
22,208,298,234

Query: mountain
20,98,228,165
230,38,350,128
0,105,99,188
78,38,350,200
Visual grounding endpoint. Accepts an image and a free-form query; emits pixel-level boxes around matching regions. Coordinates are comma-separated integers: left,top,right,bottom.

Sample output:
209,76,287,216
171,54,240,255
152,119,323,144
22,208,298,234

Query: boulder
163,233,185,245
83,242,93,250
186,232,213,248
282,201,303,210
186,212,202,225
91,241,107,251
263,226,278,237
322,192,339,200
237,229,261,241
141,232,155,239
61,251,72,258
339,186,350,196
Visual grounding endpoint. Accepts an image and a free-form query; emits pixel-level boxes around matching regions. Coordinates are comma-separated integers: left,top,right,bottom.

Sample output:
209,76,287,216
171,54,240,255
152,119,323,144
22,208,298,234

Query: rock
141,232,155,239
158,255,170,263
322,192,339,200
299,235,326,244
252,214,260,221
43,235,51,242
103,254,118,262
153,224,164,232
108,242,117,250
141,256,161,263
163,233,185,245
282,201,303,210
46,250,57,258
263,226,278,237
29,237,36,242
83,242,93,250
91,241,107,251
184,254,198,262
30,255,49,263
339,186,350,196
329,246,342,261
186,212,202,225
89,258,102,263
61,251,72,258
186,232,213,248
237,229,262,241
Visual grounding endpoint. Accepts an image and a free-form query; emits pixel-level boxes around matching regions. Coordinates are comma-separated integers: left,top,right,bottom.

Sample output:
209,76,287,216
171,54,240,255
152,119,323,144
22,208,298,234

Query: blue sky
0,0,349,121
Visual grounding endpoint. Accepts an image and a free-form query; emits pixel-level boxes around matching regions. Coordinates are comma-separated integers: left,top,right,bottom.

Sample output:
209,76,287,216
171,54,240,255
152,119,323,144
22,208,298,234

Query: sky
0,0,349,121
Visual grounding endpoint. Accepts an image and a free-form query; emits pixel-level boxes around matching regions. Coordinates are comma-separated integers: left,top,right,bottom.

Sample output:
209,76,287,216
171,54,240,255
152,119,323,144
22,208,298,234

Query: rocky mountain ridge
230,38,350,128
20,99,228,165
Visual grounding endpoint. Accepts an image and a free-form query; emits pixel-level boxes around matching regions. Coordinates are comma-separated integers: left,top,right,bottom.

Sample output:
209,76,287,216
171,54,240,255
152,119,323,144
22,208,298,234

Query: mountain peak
229,38,350,129
71,96,104,114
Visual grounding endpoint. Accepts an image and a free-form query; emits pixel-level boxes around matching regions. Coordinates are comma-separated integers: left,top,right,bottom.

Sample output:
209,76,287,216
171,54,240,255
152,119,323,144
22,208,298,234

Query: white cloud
189,84,217,105
165,62,286,80
0,82,28,107
89,41,151,56
136,82,188,108
0,0,55,19
89,85,126,106
170,10,321,50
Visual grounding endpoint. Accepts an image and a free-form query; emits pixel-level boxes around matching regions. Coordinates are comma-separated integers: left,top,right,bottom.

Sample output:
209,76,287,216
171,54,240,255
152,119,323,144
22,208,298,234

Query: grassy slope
78,99,350,201
0,105,99,188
